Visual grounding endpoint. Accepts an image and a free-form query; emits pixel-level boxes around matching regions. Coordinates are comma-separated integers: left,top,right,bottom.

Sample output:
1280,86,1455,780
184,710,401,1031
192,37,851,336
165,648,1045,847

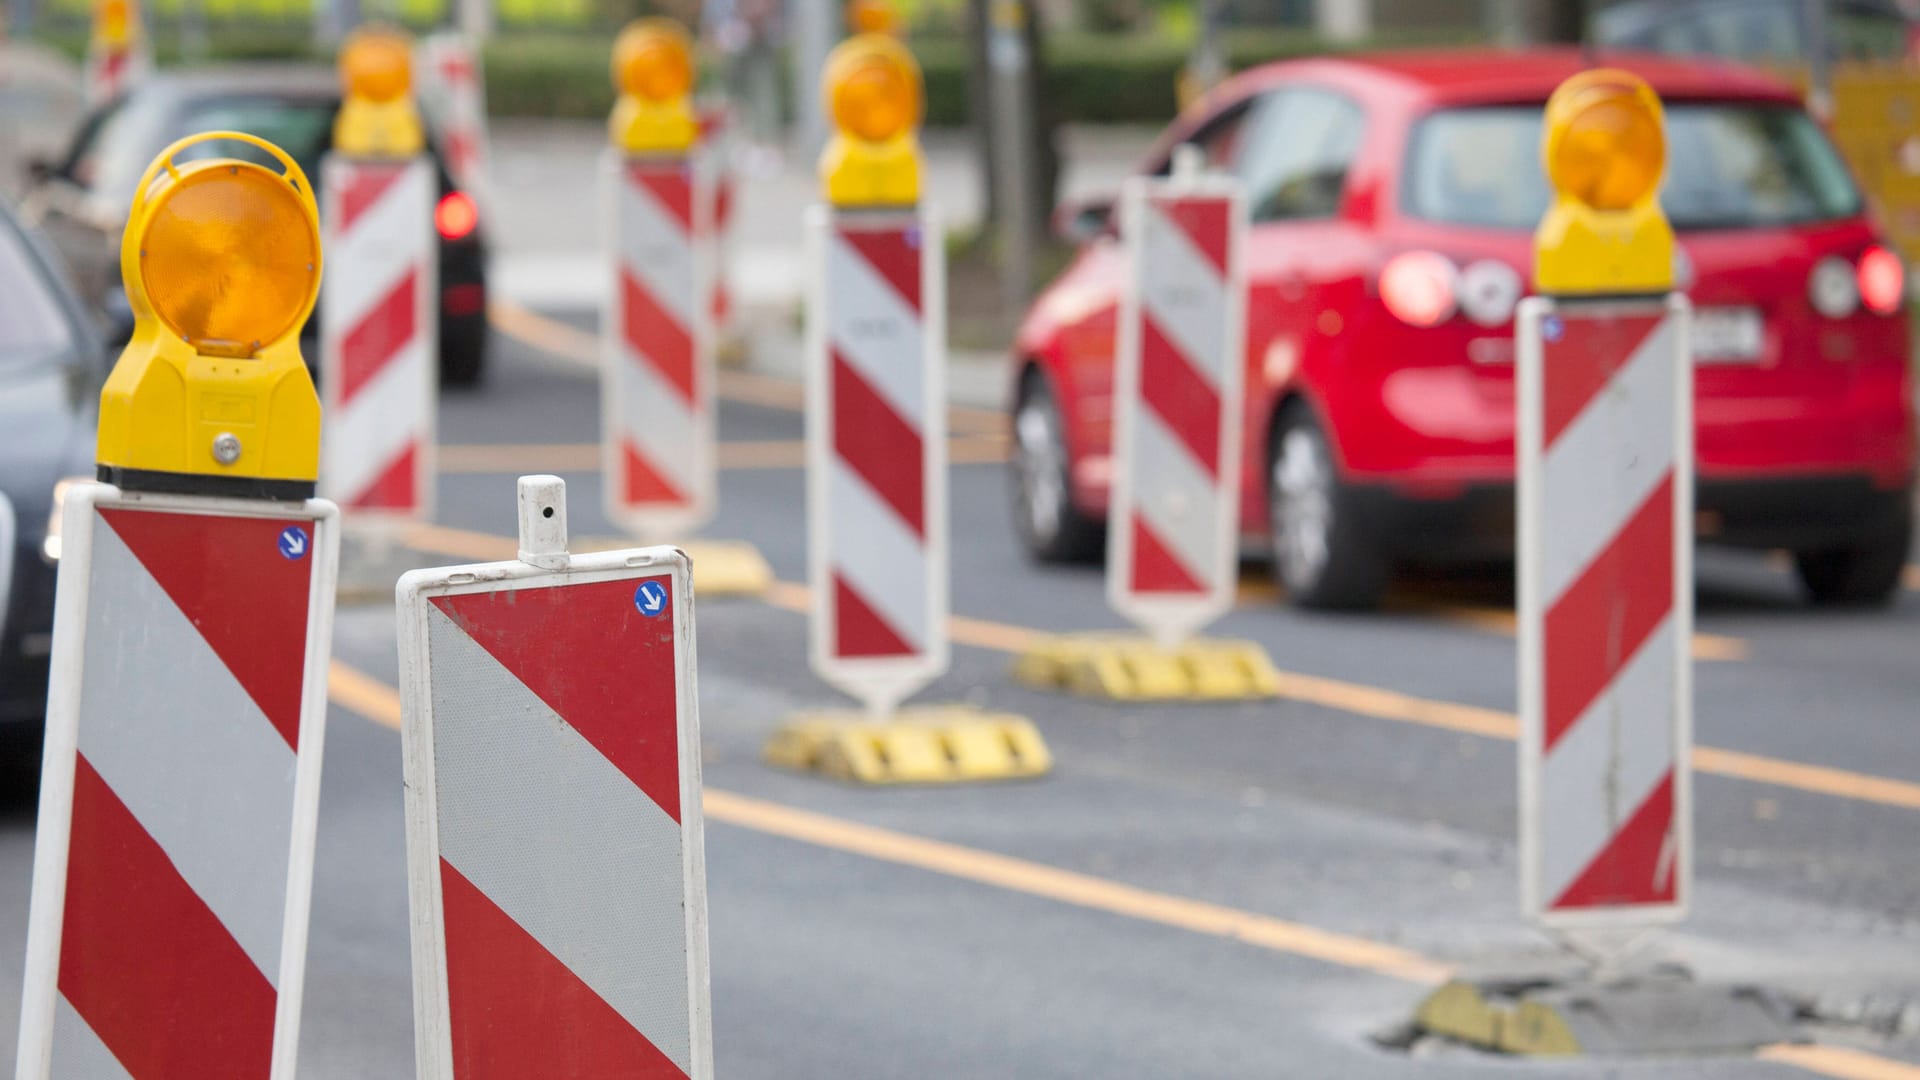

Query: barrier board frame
395,546,713,1080
1517,293,1694,931
17,483,339,1080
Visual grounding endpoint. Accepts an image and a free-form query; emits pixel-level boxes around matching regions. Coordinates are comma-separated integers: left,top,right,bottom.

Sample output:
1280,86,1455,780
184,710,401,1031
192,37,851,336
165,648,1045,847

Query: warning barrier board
17,485,338,1079
397,542,712,1078
1517,295,1693,929
1107,167,1246,648
804,205,948,717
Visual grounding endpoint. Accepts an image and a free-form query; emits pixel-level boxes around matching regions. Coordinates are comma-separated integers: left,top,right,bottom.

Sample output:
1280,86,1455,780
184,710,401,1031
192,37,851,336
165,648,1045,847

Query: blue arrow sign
634,579,667,618
278,526,309,561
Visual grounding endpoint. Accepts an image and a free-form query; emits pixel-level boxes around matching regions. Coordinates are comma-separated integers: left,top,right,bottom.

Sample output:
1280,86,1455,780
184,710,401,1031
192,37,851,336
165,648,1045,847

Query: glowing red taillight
1857,245,1904,315
436,191,479,241
1379,251,1458,328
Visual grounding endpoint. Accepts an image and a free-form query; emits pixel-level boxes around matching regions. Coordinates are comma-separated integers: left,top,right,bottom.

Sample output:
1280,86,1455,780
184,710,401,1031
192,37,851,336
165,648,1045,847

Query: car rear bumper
1347,473,1913,559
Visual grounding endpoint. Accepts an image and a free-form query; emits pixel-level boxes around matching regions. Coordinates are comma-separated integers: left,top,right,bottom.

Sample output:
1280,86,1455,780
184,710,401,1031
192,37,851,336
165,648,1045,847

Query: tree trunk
1524,0,1586,44
964,0,1060,239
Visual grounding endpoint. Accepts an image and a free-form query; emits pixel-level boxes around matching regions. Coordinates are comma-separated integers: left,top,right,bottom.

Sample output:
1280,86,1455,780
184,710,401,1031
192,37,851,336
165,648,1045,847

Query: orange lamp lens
1545,75,1666,212
847,0,900,35
139,166,318,354
341,31,413,103
832,55,916,142
613,22,694,102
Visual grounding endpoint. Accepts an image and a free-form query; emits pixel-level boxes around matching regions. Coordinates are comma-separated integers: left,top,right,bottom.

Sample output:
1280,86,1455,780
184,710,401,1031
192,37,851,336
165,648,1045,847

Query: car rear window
171,96,335,187
1404,102,1863,231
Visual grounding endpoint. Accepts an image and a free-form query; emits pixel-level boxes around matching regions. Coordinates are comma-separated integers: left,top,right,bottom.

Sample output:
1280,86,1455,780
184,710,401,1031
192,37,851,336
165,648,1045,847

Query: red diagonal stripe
622,269,696,405
338,267,419,406
1139,312,1222,478
1541,311,1665,447
834,575,915,658
838,224,922,311
832,351,924,537
60,755,279,1078
621,439,689,507
1552,769,1678,911
348,442,419,510
629,164,693,233
1154,195,1231,277
337,161,409,233
101,508,312,749
441,860,687,1078
1130,516,1205,594
1543,473,1675,752
433,577,682,823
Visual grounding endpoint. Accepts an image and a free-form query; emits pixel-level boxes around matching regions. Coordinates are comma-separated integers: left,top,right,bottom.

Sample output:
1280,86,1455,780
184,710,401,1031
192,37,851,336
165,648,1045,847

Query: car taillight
436,191,478,241
1809,256,1860,319
1457,259,1522,327
1379,251,1457,328
1858,246,1904,315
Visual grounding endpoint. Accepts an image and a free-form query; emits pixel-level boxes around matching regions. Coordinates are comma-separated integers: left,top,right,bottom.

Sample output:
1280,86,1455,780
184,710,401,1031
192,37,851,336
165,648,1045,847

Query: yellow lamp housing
96,131,324,500
846,0,903,36
1534,68,1675,296
819,33,924,208
91,0,136,49
609,18,699,156
334,25,425,159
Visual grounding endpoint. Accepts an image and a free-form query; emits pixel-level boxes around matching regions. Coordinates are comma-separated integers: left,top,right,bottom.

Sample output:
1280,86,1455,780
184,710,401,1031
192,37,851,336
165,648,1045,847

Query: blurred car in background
1015,49,1914,609
19,66,490,386
0,199,108,729
1595,0,1918,65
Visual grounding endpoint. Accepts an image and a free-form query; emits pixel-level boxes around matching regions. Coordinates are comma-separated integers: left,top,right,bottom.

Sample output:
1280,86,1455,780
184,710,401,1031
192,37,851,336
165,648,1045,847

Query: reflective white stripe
321,334,430,504
829,460,927,650
425,606,694,1075
826,232,925,424
613,331,699,498
52,994,134,1079
1128,404,1222,586
1538,616,1679,904
618,173,698,332
323,161,435,331
76,518,297,985
1541,315,1679,603
1139,200,1228,391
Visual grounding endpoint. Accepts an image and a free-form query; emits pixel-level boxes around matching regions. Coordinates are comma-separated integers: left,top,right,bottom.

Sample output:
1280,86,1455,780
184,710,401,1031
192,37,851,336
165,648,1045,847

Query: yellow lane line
487,298,1008,436
321,659,1920,1079
323,658,1448,985
438,435,1008,475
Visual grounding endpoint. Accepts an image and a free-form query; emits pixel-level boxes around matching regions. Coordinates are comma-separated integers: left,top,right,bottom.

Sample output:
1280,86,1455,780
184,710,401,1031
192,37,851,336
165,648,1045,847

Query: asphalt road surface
2,315,1918,1078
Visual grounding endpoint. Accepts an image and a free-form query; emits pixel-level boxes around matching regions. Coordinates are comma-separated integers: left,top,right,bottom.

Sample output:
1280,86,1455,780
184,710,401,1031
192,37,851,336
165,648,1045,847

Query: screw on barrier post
601,18,772,597
85,0,148,106
762,32,1048,785
17,132,340,1079
396,475,713,1078
319,25,439,533
1517,69,1693,943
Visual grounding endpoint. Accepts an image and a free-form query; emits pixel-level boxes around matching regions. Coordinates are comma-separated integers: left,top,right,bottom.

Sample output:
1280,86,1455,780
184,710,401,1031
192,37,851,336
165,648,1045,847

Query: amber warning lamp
95,131,324,499
818,33,924,208
1534,68,1674,296
610,18,699,156
334,25,425,159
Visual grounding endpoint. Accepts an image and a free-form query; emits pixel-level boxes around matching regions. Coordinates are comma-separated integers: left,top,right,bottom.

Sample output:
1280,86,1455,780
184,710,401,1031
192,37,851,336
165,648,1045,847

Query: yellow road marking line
438,435,1008,475
488,298,1008,436
396,524,1920,812
321,660,1920,1078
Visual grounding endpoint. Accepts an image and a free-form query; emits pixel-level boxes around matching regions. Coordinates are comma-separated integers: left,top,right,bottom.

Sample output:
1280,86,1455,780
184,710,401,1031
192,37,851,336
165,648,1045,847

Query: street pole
1313,0,1370,42
987,0,1033,322
457,0,491,41
789,0,836,158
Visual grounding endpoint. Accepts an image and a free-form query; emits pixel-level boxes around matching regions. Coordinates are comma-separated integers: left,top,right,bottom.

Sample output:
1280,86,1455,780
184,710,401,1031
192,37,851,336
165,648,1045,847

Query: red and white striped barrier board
85,46,144,106
1517,295,1693,929
397,478,711,1078
320,156,438,525
805,207,948,716
18,485,338,1079
419,33,491,203
696,107,735,341
1107,167,1246,647
603,155,715,538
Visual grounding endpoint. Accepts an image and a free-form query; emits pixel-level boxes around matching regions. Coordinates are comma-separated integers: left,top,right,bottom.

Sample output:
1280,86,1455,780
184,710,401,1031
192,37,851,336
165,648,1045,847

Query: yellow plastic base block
1012,634,1282,701
764,706,1052,785
679,539,772,597
1414,981,1581,1057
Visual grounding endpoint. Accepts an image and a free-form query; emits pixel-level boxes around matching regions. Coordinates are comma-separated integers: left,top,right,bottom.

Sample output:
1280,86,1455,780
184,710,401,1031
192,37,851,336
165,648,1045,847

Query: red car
1010,48,1915,609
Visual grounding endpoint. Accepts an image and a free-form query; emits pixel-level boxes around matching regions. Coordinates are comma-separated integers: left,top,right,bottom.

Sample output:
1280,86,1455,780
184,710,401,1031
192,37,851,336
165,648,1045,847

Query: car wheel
439,317,488,388
1267,403,1387,610
1793,507,1912,608
1010,370,1104,563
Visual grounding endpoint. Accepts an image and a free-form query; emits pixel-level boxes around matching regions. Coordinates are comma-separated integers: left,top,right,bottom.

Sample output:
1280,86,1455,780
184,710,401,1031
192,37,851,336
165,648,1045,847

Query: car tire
439,317,488,388
1010,369,1104,564
1793,507,1912,608
1267,402,1388,610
